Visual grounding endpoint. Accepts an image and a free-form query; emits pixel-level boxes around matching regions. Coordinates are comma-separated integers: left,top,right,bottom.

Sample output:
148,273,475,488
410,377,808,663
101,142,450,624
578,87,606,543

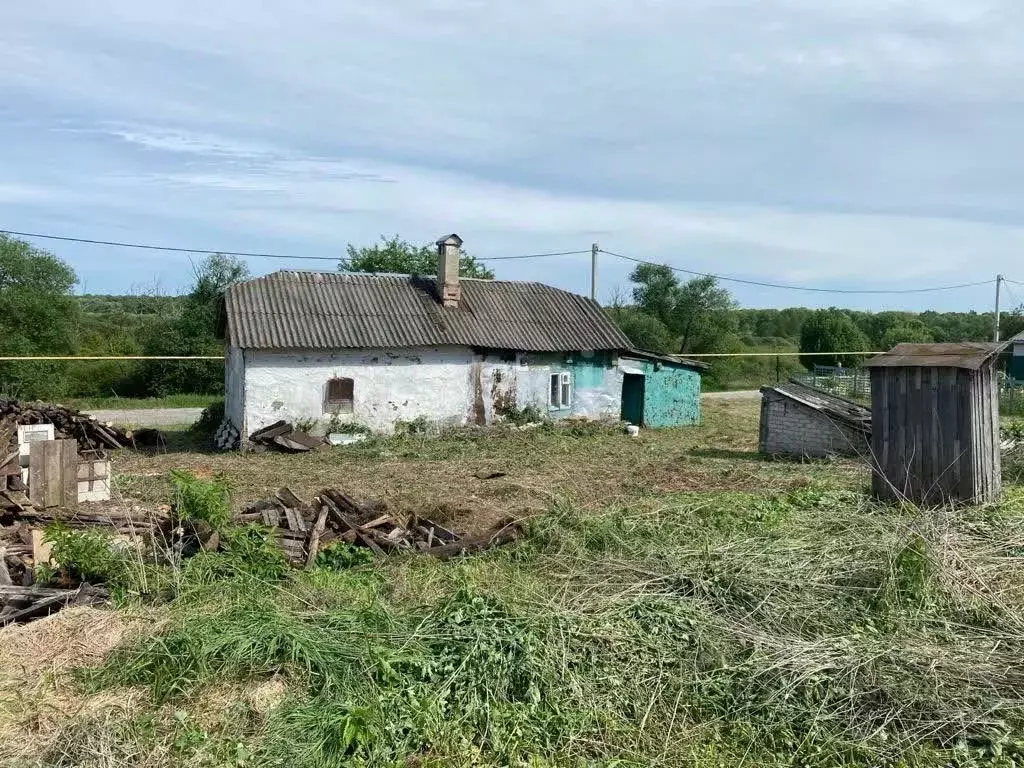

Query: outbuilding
219,235,706,442
864,342,1002,505
758,380,871,459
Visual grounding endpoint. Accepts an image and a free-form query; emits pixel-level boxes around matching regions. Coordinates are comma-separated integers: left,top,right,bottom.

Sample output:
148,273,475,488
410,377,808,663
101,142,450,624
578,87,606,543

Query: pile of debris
0,504,164,626
246,421,327,453
237,487,523,566
0,398,133,452
0,583,108,626
213,420,241,451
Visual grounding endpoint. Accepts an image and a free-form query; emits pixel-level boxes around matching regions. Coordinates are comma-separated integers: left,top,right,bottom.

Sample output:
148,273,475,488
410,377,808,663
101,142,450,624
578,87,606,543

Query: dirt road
703,390,761,400
89,407,204,427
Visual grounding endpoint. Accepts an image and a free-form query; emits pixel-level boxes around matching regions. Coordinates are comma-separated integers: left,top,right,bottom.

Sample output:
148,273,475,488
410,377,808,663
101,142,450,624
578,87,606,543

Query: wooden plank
305,506,329,569
276,487,309,513
61,439,78,507
282,508,306,532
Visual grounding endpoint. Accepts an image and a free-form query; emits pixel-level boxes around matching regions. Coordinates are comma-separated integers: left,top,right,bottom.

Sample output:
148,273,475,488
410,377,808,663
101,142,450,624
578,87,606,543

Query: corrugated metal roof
762,380,871,431
225,271,635,352
863,342,1002,370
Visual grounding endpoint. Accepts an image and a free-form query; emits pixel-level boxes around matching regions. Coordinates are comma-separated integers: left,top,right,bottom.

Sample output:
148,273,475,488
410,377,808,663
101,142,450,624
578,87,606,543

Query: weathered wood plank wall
871,364,1001,505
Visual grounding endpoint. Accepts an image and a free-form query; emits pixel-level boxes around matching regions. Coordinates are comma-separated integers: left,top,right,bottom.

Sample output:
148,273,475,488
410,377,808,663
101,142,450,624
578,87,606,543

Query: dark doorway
621,373,645,426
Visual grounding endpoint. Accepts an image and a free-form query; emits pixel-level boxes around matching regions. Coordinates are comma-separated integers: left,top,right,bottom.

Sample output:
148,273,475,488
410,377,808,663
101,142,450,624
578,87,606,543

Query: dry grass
114,400,867,535
0,606,163,763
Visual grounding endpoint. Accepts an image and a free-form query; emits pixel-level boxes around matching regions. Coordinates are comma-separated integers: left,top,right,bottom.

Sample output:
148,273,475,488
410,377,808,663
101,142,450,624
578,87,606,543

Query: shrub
41,522,133,587
170,470,232,531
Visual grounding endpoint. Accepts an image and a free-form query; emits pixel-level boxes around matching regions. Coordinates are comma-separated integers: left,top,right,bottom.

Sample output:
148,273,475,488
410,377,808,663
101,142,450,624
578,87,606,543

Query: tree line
0,231,1018,400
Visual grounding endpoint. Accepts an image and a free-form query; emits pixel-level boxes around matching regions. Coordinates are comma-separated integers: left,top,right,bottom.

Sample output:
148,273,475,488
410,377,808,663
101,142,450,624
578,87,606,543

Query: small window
549,372,572,409
326,377,354,413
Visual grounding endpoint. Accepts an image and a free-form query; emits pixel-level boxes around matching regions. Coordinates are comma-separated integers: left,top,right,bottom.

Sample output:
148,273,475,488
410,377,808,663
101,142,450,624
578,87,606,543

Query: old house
758,380,871,458
220,235,705,440
865,342,1003,505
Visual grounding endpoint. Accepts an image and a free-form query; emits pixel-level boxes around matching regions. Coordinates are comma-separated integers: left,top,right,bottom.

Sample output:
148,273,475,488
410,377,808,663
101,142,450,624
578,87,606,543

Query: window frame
325,376,354,414
549,371,573,410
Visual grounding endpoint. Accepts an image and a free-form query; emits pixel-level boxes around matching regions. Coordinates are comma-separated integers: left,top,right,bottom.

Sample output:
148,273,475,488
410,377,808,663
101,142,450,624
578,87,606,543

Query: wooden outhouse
864,343,1002,506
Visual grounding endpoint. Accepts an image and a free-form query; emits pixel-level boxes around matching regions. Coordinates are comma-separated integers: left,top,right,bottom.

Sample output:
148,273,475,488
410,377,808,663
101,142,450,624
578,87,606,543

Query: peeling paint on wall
231,345,698,436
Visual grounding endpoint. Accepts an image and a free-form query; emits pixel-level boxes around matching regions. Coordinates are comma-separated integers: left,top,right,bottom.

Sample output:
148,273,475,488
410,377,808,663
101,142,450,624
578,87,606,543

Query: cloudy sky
2,1,1023,310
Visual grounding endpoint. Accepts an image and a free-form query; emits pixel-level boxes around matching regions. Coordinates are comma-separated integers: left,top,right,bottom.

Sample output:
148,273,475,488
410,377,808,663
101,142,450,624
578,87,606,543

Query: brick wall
758,391,869,458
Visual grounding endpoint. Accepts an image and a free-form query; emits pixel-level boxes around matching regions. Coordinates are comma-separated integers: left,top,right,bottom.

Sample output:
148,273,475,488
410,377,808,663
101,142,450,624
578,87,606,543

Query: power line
0,228,588,264
599,248,996,295
0,226,1007,295
0,229,339,261
477,249,591,261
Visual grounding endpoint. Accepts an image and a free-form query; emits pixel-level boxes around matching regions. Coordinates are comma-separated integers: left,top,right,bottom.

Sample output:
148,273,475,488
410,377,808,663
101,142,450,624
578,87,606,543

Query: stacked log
239,487,523,566
0,397,132,452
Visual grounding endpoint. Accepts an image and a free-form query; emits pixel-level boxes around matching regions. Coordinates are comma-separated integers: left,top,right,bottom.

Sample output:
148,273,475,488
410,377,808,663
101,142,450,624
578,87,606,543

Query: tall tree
341,235,494,279
799,309,871,369
141,254,250,396
0,235,81,398
628,265,739,354
0,234,79,355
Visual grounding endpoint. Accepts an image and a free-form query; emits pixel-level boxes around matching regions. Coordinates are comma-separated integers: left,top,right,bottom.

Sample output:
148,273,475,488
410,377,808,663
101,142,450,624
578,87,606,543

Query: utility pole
995,274,1004,343
591,243,599,302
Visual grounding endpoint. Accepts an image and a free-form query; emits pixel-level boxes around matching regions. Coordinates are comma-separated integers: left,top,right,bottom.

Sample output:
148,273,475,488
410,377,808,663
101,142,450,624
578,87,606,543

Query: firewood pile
0,397,132,452
245,421,328,453
236,487,523,566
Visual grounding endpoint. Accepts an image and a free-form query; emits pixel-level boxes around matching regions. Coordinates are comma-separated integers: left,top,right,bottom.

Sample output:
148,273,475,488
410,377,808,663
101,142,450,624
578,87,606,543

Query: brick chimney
436,233,463,308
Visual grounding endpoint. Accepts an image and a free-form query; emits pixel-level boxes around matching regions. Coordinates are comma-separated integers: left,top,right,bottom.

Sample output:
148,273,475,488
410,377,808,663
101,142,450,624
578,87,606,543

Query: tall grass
42,484,1024,767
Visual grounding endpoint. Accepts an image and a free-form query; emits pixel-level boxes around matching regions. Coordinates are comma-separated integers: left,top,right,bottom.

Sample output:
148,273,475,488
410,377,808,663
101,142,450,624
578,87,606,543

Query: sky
2,1,1024,311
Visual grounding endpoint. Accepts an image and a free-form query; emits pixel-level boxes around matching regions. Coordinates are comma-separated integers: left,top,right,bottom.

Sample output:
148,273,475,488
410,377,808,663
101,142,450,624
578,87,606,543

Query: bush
41,522,133,587
170,470,232,531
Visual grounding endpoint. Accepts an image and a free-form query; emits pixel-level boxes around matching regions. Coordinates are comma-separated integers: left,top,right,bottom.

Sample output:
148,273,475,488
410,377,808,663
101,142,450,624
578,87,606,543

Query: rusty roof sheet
863,342,1003,370
762,380,871,432
225,271,635,352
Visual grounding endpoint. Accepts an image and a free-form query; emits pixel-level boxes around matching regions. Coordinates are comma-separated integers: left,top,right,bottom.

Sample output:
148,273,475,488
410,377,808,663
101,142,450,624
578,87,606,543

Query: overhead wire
0,225,1004,295
598,248,997,295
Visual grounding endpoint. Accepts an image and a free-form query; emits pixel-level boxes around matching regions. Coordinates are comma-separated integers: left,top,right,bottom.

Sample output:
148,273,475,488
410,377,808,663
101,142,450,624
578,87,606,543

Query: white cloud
0,0,1022,308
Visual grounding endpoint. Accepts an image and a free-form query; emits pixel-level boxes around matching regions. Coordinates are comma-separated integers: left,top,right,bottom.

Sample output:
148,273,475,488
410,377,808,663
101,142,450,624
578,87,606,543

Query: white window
549,372,572,409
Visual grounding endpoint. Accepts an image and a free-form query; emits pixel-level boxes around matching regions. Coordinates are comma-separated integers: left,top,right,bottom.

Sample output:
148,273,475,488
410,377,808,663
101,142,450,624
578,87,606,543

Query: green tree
799,309,871,369
140,254,249,396
605,305,676,355
627,265,739,355
341,235,494,279
0,235,81,398
879,321,934,350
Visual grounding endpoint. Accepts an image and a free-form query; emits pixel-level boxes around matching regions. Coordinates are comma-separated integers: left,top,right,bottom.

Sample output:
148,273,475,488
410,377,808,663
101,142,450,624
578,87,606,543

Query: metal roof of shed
224,270,635,353
863,342,1003,370
761,380,871,432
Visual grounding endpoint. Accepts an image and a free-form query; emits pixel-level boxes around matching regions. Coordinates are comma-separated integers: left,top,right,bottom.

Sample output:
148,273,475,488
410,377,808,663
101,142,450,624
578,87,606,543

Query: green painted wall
635,360,702,427
1011,349,1024,382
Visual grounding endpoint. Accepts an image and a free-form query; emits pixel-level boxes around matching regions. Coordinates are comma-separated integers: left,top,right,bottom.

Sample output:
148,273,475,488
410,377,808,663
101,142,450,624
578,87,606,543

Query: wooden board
28,439,78,509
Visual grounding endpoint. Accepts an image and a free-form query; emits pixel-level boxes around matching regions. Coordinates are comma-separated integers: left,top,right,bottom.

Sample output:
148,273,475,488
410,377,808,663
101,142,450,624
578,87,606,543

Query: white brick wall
758,392,868,458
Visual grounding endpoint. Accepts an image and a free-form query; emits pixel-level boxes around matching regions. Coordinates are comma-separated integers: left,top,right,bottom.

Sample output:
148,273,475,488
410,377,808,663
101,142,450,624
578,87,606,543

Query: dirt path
88,407,203,427
703,390,761,400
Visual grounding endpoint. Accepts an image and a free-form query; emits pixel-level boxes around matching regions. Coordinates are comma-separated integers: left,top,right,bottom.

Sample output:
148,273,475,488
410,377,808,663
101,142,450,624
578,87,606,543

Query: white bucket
626,425,640,437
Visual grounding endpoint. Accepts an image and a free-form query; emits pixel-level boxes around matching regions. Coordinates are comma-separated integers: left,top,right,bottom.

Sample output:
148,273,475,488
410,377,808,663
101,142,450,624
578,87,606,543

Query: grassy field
5,400,1024,767
63,394,221,412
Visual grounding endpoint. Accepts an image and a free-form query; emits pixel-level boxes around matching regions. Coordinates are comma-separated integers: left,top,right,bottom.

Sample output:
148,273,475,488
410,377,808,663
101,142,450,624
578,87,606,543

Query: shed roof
863,342,1003,370
622,349,709,371
761,380,871,432
224,270,634,353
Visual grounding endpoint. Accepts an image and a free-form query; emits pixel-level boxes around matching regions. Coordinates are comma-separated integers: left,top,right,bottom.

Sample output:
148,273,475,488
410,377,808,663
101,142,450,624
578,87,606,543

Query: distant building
220,234,705,441
758,381,871,458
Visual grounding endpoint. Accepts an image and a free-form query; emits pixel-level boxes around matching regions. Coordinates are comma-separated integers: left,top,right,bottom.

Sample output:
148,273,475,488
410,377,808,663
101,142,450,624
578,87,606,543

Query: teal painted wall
636,361,702,427
1011,349,1024,381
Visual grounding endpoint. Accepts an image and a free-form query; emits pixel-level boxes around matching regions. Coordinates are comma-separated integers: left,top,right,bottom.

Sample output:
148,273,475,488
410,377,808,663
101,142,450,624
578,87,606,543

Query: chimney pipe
435,233,463,308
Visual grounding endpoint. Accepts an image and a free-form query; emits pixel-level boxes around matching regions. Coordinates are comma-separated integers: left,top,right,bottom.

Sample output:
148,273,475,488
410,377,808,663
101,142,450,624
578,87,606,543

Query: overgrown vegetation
14,440,1024,767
